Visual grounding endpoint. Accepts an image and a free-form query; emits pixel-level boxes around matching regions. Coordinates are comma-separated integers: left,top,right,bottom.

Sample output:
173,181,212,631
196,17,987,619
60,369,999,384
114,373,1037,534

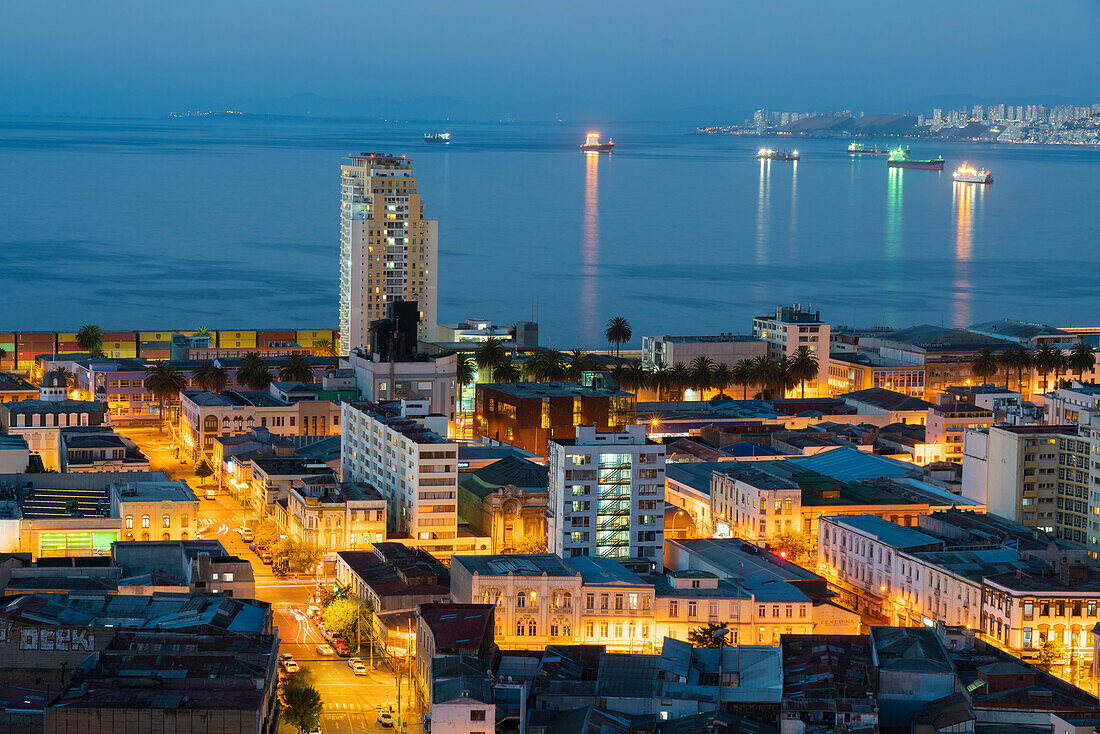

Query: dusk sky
2,0,1098,119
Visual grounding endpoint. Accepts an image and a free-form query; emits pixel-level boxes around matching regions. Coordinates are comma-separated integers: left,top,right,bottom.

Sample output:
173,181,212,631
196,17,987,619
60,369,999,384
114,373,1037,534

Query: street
117,424,428,734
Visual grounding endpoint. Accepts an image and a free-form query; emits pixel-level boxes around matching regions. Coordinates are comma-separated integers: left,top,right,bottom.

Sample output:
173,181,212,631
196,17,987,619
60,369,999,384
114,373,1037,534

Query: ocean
1,116,1097,347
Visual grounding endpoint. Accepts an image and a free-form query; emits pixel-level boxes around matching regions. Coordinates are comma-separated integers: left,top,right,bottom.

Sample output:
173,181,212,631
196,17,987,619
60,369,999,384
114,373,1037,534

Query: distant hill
779,113,917,135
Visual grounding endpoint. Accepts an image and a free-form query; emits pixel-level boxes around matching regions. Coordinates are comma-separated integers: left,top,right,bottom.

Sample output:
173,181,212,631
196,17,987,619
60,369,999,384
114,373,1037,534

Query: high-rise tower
339,153,437,353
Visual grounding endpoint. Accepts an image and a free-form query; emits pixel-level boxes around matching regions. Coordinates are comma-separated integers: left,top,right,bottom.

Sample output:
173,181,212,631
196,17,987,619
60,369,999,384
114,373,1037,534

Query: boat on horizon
580,132,614,152
848,142,893,156
757,148,799,161
424,132,450,144
886,147,944,171
953,163,993,184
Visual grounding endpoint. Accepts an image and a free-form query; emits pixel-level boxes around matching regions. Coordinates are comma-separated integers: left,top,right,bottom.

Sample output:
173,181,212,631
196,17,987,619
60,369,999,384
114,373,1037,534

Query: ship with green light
847,142,891,156
886,146,944,171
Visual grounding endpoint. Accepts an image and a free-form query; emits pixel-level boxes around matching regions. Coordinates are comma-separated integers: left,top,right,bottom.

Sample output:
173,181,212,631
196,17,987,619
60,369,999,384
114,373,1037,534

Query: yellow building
110,480,200,542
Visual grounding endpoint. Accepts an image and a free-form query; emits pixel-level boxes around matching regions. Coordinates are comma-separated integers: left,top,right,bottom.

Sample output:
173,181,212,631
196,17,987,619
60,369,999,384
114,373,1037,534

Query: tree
1032,343,1061,394
193,361,228,393
604,316,632,357
771,530,811,562
970,348,998,385
273,537,323,573
493,355,521,383
522,349,564,382
650,362,671,401
474,337,507,380
711,363,733,400
76,325,104,356
511,535,548,554
688,622,730,649
1068,343,1096,382
732,358,754,400
787,346,820,398
1036,638,1066,673
194,458,214,486
144,361,186,433
664,363,690,402
997,346,1024,390
688,356,715,400
323,598,371,641
282,681,324,733
195,327,211,338
565,349,599,381
617,359,650,393
53,367,75,391
238,352,272,390
278,353,314,383
312,338,338,357
456,355,476,417
253,519,281,548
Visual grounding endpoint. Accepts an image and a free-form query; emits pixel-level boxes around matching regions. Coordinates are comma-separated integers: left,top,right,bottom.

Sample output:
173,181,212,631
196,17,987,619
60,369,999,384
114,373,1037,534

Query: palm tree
193,361,228,393
76,325,104,356
997,346,1023,390
145,361,186,433
565,349,598,381
238,352,272,390
523,349,562,382
1051,348,1069,390
474,337,507,381
1068,343,1096,382
668,362,690,401
195,327,211,338
456,354,476,418
689,356,716,400
278,354,314,383
749,356,776,399
604,317,632,357
712,363,734,399
787,346,820,398
1015,347,1033,394
970,348,999,386
312,338,338,357
493,355,521,383
650,362,671,401
618,359,650,394
732,358,754,400
1031,343,1061,394
774,357,798,397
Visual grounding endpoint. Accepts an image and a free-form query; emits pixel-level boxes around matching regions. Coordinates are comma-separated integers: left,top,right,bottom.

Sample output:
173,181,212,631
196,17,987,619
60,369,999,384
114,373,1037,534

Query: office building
547,425,666,565
339,153,437,352
641,335,767,372
752,305,830,397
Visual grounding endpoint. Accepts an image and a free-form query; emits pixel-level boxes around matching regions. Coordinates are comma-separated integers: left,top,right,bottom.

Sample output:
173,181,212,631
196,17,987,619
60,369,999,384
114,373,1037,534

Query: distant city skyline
1,0,1098,120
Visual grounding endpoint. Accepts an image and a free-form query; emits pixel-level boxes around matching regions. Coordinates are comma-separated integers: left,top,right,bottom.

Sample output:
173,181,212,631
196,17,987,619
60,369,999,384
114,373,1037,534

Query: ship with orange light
952,163,993,184
580,132,614,152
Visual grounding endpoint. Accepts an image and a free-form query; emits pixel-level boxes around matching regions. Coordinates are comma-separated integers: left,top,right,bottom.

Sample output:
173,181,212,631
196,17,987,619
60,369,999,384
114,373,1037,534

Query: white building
752,305,830,396
345,344,457,422
339,153,437,352
0,371,110,470
641,335,767,371
547,425,666,566
342,400,487,557
285,475,387,552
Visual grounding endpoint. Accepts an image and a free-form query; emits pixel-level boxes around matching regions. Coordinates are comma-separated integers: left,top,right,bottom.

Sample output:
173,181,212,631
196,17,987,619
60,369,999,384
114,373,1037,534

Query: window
471,710,486,722
688,601,697,618
141,515,150,528
162,515,171,528
223,573,234,582
615,594,624,611
125,515,133,529
601,594,609,610
586,593,595,610
516,592,526,609
669,601,679,618
629,593,638,610
180,515,189,528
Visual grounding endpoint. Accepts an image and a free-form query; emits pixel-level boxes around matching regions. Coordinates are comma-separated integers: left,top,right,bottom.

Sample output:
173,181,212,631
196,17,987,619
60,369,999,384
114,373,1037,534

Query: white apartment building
345,345,457,421
339,153,437,352
341,400,486,557
710,465,802,545
752,305,830,396
547,425,665,566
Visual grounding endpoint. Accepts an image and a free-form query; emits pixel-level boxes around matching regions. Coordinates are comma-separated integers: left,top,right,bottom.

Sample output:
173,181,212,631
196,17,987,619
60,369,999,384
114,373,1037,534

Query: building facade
752,305,830,397
339,153,437,352
547,425,666,565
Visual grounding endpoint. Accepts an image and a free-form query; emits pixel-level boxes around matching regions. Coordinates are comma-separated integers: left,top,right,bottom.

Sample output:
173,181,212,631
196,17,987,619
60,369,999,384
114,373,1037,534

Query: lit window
223,573,234,582
142,515,150,528
125,515,133,529
162,515,171,528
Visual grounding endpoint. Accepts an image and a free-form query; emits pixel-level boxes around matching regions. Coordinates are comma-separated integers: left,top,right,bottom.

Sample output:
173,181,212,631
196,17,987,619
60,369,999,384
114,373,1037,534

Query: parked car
315,643,334,656
376,708,394,728
261,552,273,564
333,641,351,657
282,660,300,673
240,528,253,542
205,488,216,500
347,657,367,675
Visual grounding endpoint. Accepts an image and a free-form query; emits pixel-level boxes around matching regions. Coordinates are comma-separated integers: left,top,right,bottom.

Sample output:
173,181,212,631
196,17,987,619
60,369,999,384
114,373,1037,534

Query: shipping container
255,329,297,347
297,330,335,350
16,332,58,370
216,330,256,349
102,331,138,358
0,334,15,370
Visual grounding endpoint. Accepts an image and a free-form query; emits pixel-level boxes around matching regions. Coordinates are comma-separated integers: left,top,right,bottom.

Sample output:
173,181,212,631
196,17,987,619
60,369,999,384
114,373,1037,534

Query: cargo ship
756,148,800,161
424,132,450,144
847,142,893,156
952,163,993,184
886,147,944,170
580,132,614,152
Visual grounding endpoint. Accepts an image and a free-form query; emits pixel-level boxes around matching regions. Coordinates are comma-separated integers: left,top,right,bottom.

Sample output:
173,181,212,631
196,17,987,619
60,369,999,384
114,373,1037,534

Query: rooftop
0,373,35,392
651,334,763,344
870,626,954,673
418,603,494,651
665,461,730,495
825,514,942,550
459,455,548,498
111,480,198,503
481,381,632,399
453,553,577,579
2,398,106,414
0,591,269,632
182,389,286,408
345,401,453,444
968,318,1072,341
841,387,936,412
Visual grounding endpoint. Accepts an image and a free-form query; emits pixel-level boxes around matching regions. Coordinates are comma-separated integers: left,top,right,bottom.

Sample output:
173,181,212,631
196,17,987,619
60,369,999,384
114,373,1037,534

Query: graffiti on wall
0,623,95,652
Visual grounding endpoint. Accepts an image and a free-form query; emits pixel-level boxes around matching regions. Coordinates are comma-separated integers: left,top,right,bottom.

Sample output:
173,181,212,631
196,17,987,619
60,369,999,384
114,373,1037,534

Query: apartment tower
339,153,437,353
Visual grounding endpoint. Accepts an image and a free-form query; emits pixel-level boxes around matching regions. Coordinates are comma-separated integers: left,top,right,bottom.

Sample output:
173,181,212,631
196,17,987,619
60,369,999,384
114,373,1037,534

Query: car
305,727,322,734
315,643,334,656
205,488,216,500
261,552,273,564
278,653,293,663
240,528,254,542
347,657,367,675
282,660,300,673
333,642,351,657
376,708,394,727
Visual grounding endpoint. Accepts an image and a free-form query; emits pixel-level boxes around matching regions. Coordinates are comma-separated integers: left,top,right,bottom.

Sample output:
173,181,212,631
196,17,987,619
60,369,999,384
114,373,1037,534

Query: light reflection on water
581,151,600,345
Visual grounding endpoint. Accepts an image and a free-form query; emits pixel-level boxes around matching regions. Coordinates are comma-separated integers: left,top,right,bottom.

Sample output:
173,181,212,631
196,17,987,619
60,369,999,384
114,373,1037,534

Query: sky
2,0,1098,120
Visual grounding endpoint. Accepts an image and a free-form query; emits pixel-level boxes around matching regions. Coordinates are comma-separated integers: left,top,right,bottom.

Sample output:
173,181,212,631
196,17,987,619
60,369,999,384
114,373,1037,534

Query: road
118,425,428,734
